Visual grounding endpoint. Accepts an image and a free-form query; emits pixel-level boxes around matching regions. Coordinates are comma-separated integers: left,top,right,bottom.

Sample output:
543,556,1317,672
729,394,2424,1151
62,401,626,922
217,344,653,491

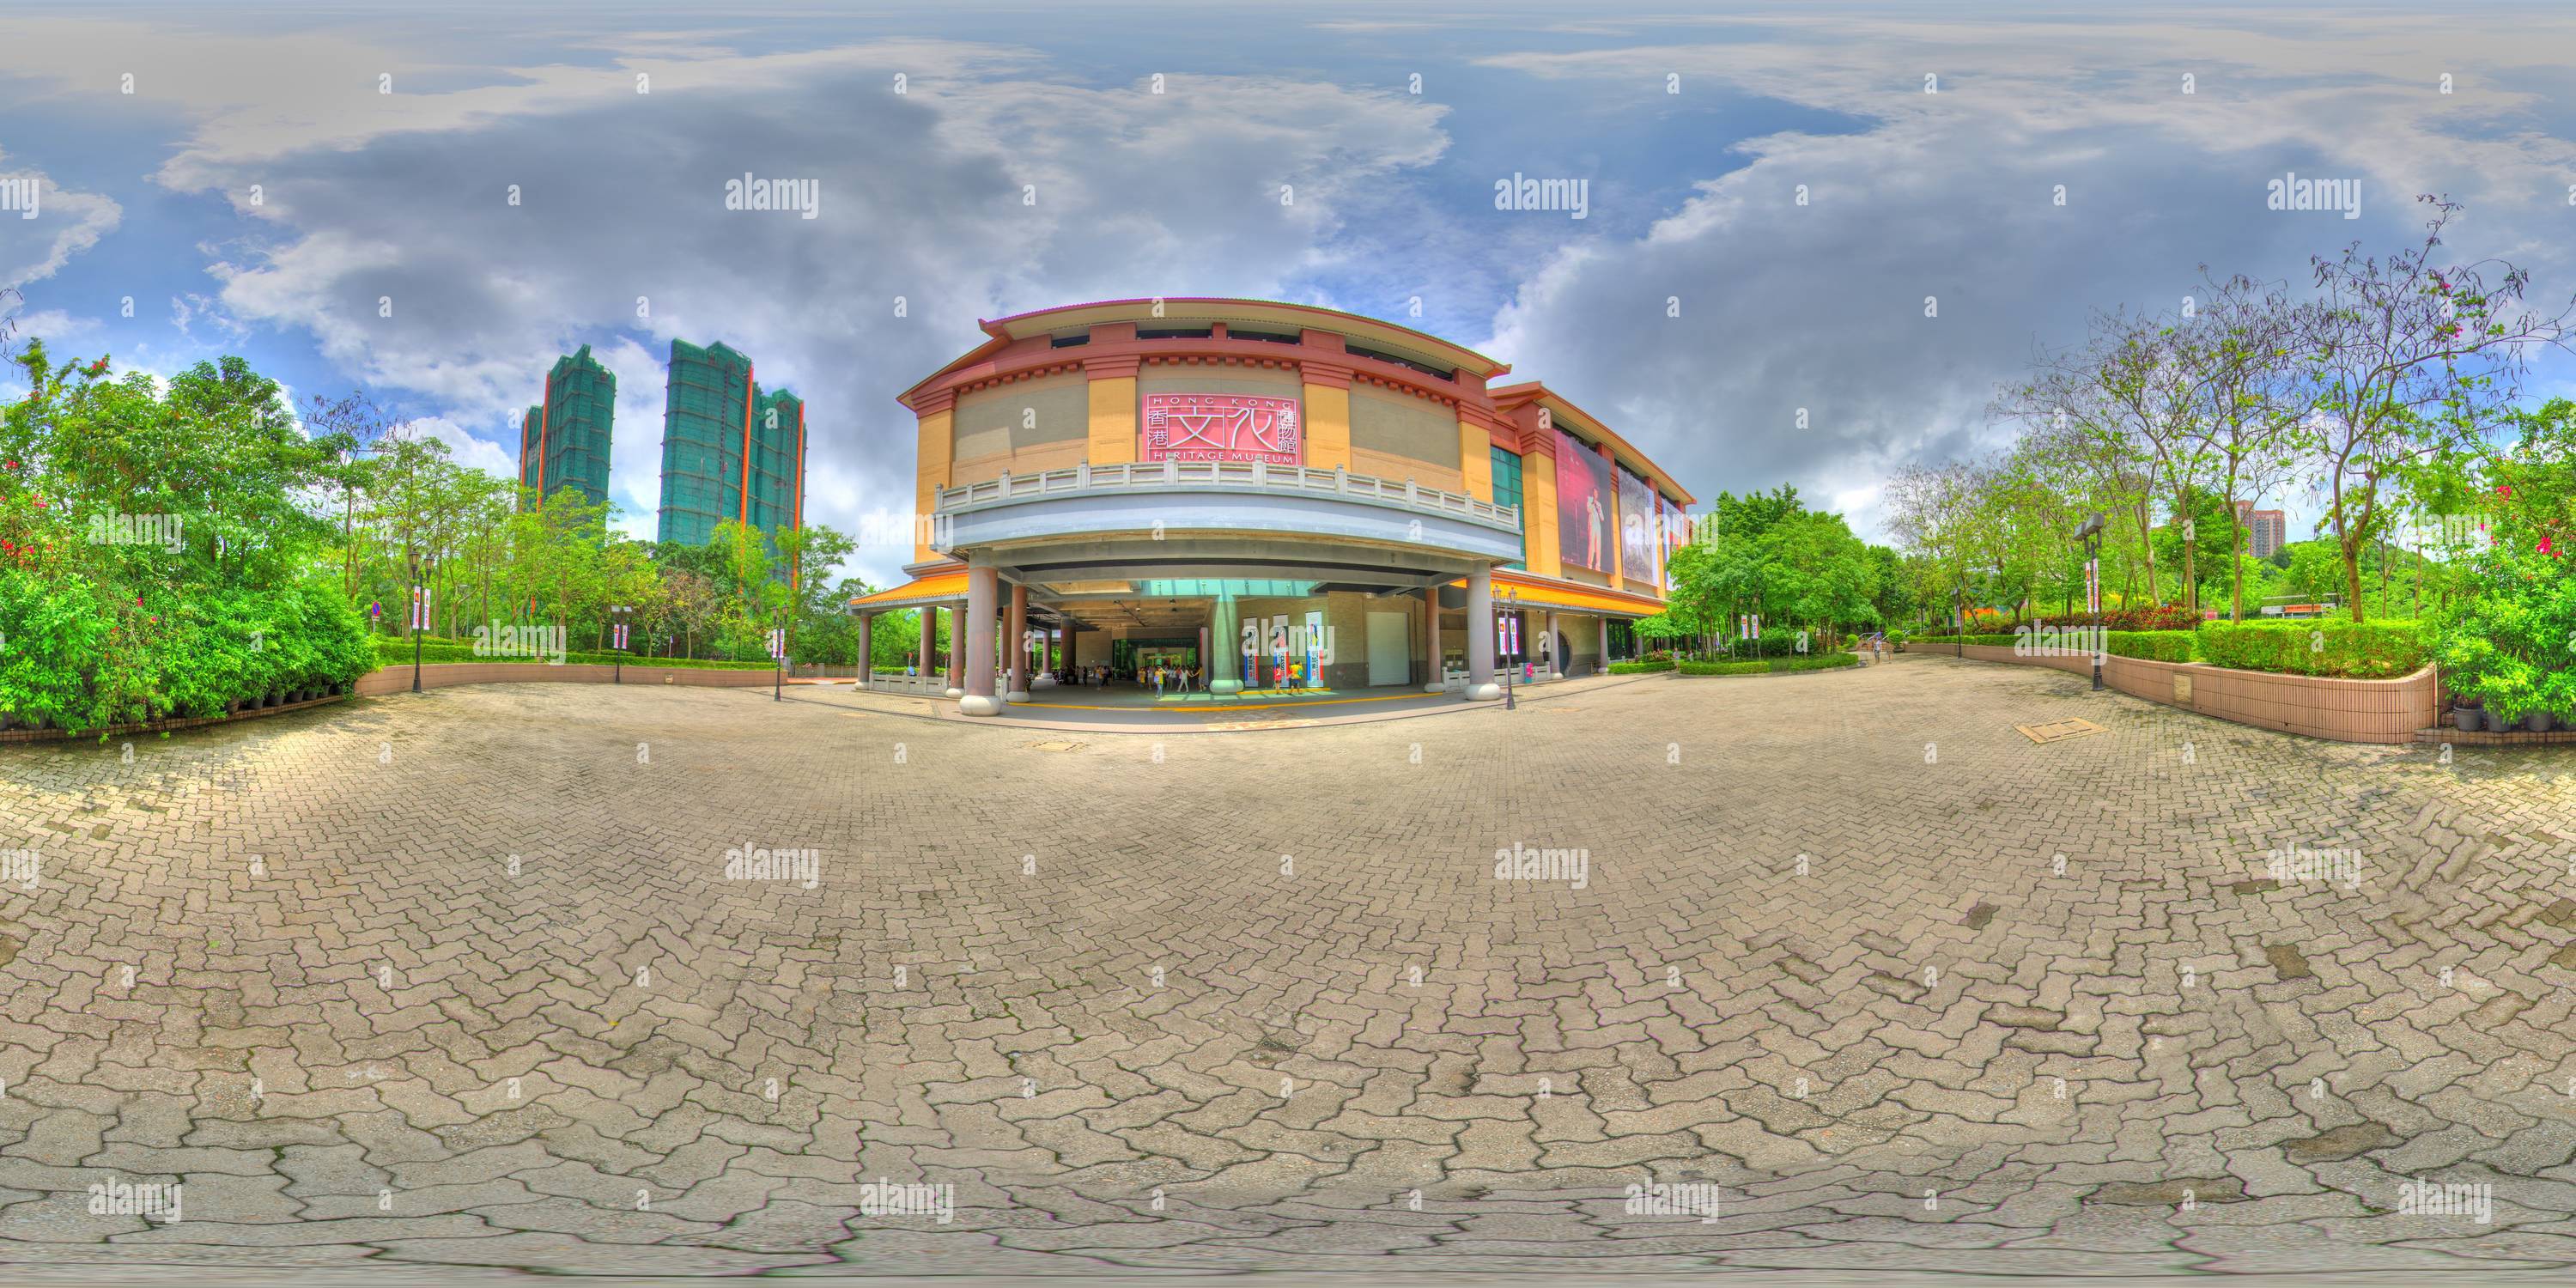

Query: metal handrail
934,459,1522,530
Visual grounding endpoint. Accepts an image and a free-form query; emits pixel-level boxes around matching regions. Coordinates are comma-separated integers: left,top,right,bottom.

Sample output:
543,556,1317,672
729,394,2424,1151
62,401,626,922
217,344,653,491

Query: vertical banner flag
1616,465,1658,586
768,628,786,659
2086,559,2100,614
410,587,428,630
1554,428,1614,572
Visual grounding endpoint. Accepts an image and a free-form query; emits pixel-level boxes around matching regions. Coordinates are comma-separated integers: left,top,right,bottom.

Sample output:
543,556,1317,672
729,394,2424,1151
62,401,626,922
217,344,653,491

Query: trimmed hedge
2105,630,2195,662
2194,620,2428,679
1916,621,2426,678
1607,659,1675,674
368,638,775,671
1677,653,1860,677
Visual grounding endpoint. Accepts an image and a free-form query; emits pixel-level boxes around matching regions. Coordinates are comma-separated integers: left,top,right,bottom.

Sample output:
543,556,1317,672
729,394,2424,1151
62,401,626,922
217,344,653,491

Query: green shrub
366,638,773,671
2105,631,2195,662
1607,659,1674,674
2194,619,2428,679
1677,653,1860,676
2433,543,2576,718
1912,621,2421,677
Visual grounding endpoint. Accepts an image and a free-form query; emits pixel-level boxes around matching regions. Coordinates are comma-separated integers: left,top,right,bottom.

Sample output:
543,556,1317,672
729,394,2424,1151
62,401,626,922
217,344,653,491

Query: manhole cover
2014,718,2105,744
1026,740,1084,752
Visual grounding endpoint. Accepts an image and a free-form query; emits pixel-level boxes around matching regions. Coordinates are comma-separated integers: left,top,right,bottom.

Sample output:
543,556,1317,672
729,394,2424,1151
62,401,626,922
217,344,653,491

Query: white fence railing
935,459,1521,530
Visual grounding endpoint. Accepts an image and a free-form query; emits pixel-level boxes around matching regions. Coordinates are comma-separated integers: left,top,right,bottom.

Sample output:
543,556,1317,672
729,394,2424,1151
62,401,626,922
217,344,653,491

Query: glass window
1489,447,1524,569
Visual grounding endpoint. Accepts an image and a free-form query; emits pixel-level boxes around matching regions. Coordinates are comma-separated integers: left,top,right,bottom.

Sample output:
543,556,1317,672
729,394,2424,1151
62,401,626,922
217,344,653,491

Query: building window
1489,447,1524,570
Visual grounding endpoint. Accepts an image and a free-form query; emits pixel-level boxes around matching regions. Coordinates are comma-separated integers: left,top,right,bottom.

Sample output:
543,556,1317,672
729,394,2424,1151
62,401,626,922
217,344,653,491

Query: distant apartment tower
2232,500,2288,558
518,345,616,507
654,339,806,550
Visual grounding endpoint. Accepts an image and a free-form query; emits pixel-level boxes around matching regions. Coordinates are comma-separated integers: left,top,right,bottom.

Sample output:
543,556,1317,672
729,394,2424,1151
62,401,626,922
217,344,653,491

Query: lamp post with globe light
2073,511,2107,692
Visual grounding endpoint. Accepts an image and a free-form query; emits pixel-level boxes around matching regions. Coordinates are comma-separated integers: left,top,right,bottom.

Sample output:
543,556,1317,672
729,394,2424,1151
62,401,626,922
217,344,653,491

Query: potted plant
2483,661,2537,733
2451,694,2482,732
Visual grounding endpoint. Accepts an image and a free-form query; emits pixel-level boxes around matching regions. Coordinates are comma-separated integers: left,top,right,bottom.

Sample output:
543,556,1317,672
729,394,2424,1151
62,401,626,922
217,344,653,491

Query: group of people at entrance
1054,658,1321,696
1070,663,1203,695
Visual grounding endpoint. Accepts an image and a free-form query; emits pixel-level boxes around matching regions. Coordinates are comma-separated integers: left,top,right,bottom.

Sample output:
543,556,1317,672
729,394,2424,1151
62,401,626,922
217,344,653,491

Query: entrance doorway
1112,637,1199,679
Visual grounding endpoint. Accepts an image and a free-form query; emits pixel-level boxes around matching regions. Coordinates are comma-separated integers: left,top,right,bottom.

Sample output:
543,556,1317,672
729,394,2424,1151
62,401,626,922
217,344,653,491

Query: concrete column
856,613,873,688
1211,591,1242,695
1600,617,1612,672
1198,623,1211,688
1465,566,1500,701
917,606,935,686
960,568,999,715
1546,611,1564,679
944,600,965,698
1421,590,1443,692
1005,581,1031,702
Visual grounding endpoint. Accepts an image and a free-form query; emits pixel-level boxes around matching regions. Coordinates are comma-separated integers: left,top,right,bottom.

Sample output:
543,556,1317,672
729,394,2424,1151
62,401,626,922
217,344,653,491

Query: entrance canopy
847,570,967,613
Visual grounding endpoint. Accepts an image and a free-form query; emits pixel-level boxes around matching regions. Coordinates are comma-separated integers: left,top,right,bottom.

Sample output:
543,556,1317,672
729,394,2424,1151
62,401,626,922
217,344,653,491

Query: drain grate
2014,718,2105,744
1026,740,1084,752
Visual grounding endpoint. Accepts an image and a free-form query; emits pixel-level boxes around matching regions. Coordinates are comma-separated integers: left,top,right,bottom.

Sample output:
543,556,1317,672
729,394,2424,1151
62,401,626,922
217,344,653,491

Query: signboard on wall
1141,393,1302,465
1617,465,1659,586
1555,428,1613,573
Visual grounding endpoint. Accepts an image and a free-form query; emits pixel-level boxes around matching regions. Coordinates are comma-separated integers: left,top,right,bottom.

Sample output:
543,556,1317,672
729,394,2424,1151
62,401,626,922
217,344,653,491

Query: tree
2297,197,2573,623
2178,273,2311,622
1884,460,1983,632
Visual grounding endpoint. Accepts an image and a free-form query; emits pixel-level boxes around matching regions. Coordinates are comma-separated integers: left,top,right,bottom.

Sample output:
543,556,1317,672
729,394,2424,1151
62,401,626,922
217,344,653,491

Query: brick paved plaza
2,654,2573,1282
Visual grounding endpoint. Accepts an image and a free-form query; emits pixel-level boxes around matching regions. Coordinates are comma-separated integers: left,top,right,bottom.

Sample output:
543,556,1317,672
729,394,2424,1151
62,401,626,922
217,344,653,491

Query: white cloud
404,414,516,478
51,29,1446,584
0,149,123,288
1468,14,2576,538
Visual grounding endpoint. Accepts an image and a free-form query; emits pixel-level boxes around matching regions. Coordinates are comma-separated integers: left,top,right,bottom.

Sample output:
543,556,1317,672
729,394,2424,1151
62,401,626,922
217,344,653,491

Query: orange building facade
850,299,1695,714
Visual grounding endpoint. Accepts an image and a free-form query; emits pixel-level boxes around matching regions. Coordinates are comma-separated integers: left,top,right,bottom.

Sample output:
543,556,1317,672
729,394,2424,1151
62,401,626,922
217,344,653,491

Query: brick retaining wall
355,663,777,696
1950,644,2438,744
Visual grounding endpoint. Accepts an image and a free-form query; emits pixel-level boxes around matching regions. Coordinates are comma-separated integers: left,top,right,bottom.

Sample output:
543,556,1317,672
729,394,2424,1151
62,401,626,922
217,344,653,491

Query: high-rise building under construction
654,339,806,550
518,345,616,507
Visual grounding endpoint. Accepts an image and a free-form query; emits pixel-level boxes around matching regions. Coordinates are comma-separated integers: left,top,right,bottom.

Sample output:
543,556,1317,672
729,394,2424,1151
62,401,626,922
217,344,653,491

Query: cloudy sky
4,2,2574,588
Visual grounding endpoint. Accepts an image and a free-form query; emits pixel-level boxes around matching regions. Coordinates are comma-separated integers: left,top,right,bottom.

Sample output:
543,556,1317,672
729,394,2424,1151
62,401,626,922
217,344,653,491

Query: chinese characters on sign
1141,393,1302,465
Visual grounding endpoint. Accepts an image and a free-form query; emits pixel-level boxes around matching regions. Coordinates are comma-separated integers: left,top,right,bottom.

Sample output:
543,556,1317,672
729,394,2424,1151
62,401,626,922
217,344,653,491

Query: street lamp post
611,605,631,683
2074,511,2107,692
1499,587,1519,712
409,555,425,695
